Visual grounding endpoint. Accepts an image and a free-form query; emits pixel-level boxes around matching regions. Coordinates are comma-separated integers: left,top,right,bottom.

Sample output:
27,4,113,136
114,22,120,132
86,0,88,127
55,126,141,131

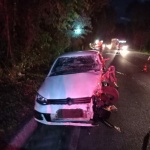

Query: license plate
57,109,84,118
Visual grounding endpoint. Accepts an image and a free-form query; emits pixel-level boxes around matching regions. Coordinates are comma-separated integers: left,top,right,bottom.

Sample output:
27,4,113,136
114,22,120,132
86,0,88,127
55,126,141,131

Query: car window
50,55,100,76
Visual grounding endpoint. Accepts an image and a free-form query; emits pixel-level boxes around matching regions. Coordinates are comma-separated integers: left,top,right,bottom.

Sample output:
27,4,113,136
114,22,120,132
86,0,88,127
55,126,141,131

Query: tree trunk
4,0,12,63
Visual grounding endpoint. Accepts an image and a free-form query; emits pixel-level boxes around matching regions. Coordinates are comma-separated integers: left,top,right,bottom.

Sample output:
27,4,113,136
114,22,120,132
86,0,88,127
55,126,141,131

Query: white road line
116,71,126,75
5,117,37,150
106,53,120,55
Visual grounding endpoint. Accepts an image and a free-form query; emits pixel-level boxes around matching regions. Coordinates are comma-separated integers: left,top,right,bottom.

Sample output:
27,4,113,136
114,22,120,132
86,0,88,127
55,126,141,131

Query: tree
71,0,111,49
86,4,116,44
0,0,89,71
0,0,13,67
0,0,112,76
128,1,150,50
67,13,92,38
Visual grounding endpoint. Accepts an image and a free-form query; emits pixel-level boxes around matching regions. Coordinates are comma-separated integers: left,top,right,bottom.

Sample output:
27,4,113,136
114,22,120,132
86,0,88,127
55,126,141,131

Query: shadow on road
142,131,150,150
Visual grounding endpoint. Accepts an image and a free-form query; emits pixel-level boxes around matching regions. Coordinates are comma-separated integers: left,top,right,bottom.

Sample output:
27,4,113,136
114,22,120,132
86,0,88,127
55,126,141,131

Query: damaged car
34,50,119,126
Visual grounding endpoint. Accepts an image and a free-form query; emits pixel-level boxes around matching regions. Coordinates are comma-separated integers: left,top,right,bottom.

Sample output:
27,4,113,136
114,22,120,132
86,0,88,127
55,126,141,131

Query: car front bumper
34,101,94,126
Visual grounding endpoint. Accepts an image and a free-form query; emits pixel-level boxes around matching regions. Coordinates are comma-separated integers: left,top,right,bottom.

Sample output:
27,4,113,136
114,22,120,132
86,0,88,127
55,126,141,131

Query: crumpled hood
38,72,101,99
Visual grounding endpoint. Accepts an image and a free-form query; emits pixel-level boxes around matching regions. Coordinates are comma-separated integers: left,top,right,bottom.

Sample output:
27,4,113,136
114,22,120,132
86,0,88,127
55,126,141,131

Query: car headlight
122,46,128,51
36,94,48,105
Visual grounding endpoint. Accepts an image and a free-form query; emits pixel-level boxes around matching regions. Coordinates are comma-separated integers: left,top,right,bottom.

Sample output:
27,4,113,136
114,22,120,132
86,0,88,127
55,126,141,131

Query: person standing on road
116,42,121,54
96,40,103,53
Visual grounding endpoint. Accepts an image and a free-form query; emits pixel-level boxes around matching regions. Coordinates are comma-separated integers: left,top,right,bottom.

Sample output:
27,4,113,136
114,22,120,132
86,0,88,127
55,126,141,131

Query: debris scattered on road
87,128,91,135
100,119,121,132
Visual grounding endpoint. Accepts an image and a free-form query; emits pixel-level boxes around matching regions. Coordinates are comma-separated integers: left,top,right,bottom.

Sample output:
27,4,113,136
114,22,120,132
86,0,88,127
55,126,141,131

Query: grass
140,51,150,55
135,47,150,55
0,72,46,150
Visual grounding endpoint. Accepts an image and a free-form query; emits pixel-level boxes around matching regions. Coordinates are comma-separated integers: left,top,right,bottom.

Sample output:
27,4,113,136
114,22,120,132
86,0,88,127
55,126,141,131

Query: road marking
106,53,120,55
68,127,81,150
116,71,126,75
116,71,149,88
5,118,37,150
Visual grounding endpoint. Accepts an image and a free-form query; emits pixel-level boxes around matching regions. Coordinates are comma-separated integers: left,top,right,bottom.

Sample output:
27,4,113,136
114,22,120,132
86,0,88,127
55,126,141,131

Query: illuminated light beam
105,52,116,67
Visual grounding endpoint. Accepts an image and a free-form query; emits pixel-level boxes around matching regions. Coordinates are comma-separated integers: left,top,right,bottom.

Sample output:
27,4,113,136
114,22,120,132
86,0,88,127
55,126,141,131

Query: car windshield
50,55,100,76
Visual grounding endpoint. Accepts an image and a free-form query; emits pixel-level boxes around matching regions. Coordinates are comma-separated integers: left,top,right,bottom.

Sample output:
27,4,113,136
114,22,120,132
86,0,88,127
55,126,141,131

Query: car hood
38,72,101,99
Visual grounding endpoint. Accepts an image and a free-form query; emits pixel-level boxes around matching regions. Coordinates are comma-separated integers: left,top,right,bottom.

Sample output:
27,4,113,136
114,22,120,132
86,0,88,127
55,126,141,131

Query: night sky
110,0,150,23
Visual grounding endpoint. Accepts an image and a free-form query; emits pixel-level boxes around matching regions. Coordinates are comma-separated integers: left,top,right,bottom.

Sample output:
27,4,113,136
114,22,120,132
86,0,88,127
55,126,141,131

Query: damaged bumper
34,101,94,126
34,110,95,126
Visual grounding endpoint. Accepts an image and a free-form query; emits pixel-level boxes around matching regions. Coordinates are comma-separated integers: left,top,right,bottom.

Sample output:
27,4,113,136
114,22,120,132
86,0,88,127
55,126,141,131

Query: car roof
58,50,99,58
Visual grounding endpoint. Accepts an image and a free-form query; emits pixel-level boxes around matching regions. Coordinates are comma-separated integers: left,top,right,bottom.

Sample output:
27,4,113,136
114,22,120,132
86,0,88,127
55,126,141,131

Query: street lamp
74,27,81,35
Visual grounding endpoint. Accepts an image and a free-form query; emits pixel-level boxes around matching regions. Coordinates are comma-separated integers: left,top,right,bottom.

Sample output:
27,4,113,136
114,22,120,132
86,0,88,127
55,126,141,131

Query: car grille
47,97,91,105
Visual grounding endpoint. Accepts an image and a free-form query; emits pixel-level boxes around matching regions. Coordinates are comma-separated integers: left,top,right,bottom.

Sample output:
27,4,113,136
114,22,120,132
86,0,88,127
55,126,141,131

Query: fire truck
111,38,119,50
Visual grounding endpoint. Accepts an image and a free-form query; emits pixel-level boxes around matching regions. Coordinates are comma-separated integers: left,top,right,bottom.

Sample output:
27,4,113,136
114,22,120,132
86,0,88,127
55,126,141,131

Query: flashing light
102,44,106,48
119,40,126,43
95,39,99,44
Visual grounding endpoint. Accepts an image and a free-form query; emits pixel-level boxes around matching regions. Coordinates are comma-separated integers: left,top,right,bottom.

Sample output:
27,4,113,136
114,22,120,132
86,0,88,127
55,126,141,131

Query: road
21,48,150,150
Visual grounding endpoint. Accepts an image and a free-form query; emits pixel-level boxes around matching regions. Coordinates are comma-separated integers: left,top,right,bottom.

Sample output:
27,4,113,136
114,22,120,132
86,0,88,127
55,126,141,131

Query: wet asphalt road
22,48,150,150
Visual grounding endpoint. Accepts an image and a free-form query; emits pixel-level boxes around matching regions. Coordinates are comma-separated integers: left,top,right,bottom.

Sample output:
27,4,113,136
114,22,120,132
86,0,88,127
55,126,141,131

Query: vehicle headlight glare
122,46,128,51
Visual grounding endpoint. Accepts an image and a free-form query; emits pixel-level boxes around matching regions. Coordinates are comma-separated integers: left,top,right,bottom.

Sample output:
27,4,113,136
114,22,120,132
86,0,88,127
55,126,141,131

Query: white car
34,50,119,126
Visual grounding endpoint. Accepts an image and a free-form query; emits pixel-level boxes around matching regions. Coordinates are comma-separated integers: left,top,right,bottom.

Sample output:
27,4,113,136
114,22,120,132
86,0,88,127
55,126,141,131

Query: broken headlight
36,94,48,105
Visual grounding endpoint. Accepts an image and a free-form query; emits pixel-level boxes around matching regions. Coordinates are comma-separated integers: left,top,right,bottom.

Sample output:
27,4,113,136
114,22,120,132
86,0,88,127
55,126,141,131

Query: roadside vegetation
0,0,114,149
0,75,40,149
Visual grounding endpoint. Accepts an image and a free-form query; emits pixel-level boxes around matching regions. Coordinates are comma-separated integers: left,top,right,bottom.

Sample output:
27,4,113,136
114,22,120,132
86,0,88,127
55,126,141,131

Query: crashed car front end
34,98,94,126
34,51,119,126
34,71,101,126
